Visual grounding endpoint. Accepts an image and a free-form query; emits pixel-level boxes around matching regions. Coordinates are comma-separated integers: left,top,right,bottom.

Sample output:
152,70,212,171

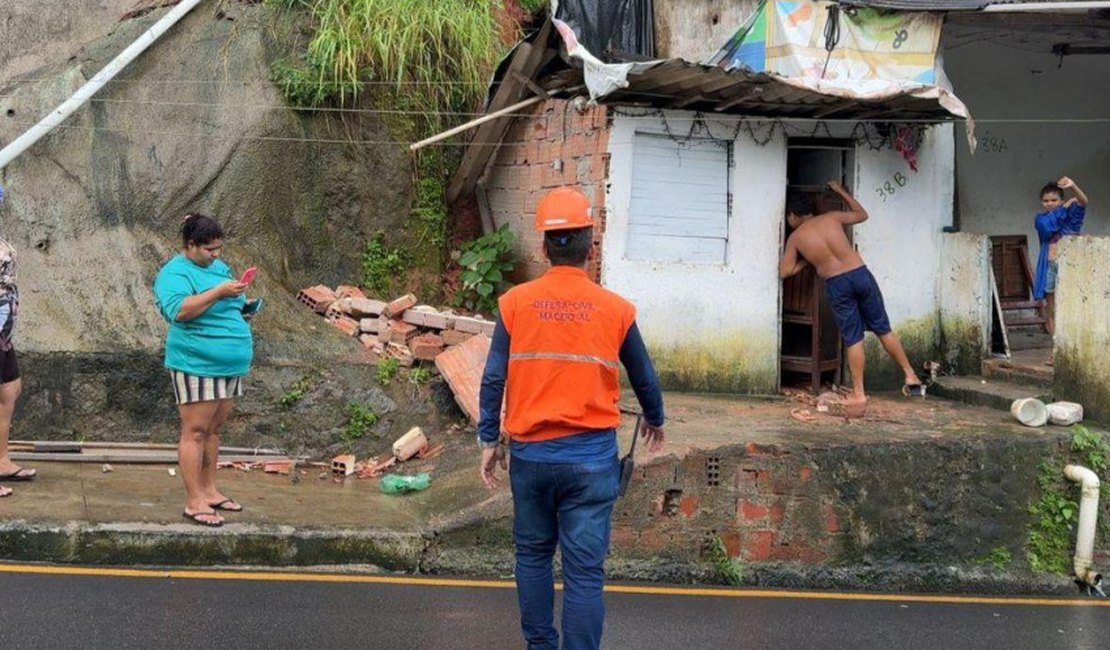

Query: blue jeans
510,455,620,650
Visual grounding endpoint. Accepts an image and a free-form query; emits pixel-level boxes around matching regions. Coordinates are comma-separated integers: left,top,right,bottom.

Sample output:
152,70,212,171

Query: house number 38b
874,172,908,202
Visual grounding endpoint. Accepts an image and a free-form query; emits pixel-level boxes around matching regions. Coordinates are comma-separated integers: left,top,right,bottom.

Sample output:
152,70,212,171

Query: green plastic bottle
379,473,431,494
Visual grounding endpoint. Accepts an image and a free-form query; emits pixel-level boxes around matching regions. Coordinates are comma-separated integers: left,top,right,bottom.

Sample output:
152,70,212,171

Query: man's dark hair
1040,182,1064,200
181,213,224,247
543,227,593,266
786,192,815,217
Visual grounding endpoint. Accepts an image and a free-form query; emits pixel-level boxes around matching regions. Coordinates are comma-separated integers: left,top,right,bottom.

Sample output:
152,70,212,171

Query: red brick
453,315,490,334
434,334,491,424
335,285,366,300
297,285,336,314
825,507,841,533
720,531,742,558
359,318,383,334
610,526,637,549
347,298,386,317
386,342,414,367
769,502,786,524
740,501,769,521
383,293,418,318
679,496,699,518
744,530,775,561
799,465,813,482
745,442,778,456
386,319,418,344
442,328,474,346
410,334,445,361
329,316,359,337
737,468,769,484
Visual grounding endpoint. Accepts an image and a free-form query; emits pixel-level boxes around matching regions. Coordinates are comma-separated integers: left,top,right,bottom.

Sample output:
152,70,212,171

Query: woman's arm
175,281,245,322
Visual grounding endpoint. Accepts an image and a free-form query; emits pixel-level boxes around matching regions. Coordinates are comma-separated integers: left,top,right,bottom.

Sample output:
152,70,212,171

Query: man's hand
479,445,507,490
827,180,848,195
639,420,666,453
1058,176,1074,189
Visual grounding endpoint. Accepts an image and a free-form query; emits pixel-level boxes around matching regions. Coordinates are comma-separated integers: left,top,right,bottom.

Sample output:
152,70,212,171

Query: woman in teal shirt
153,214,254,527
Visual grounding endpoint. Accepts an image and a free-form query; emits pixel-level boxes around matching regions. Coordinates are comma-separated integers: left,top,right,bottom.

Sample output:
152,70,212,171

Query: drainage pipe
0,0,206,171
1064,464,1103,590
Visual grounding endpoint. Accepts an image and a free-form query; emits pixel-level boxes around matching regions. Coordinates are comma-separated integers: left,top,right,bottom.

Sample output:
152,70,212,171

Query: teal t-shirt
153,253,253,377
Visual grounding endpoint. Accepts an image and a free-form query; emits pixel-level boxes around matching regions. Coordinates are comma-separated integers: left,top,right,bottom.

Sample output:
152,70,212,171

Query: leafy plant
376,357,400,385
340,401,380,446
1027,462,1079,574
977,545,1012,570
518,0,548,13
361,231,407,296
706,537,744,586
453,225,515,314
279,374,314,410
1071,425,1109,474
409,366,433,386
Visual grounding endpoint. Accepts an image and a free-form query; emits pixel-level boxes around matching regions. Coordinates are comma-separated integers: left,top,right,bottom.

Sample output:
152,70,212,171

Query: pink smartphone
239,267,257,285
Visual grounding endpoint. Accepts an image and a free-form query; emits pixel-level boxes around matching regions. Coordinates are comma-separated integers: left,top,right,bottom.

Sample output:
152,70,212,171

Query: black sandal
0,467,36,481
183,510,223,527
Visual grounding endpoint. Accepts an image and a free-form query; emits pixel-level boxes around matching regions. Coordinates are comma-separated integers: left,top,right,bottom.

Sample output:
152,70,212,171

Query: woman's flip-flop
902,384,927,397
0,486,12,498
0,467,36,481
183,510,224,527
209,498,243,512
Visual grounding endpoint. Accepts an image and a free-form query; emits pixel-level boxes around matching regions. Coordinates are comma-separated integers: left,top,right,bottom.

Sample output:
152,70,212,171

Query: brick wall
483,99,610,282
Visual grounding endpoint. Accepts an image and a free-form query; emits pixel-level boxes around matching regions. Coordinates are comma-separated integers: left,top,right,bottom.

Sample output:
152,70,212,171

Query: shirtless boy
780,180,922,415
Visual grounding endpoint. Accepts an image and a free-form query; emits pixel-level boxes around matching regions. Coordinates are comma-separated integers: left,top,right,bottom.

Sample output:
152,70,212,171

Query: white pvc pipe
984,1,1110,12
1064,464,1102,588
0,0,206,171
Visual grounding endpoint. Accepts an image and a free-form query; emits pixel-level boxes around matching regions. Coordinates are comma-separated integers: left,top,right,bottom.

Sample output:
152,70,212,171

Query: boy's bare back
789,214,865,279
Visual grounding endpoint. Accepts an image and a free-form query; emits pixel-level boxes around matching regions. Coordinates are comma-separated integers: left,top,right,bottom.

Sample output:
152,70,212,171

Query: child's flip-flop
183,510,223,527
209,498,243,512
902,384,927,397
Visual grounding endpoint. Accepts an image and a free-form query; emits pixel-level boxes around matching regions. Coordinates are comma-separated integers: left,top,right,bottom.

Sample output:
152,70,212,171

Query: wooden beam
713,86,762,112
670,94,707,109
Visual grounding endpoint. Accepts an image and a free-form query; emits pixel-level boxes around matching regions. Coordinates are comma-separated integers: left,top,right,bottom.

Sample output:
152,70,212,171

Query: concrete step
931,376,1052,412
982,357,1054,389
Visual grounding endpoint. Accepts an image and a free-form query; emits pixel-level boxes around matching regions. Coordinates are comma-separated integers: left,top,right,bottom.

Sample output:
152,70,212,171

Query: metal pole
0,0,207,171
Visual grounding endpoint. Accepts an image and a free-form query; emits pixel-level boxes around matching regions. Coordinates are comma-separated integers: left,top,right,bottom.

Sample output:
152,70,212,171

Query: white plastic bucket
1011,398,1049,427
1047,401,1084,426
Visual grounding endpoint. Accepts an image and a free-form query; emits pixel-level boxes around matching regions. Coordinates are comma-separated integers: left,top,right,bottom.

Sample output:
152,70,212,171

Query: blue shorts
825,266,892,346
1045,259,1058,294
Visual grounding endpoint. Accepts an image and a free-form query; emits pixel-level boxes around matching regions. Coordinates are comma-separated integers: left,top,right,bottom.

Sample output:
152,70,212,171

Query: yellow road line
0,562,1105,607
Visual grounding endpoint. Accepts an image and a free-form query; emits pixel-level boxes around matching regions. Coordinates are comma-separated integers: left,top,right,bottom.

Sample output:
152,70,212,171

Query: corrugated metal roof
840,1,1051,9
542,58,964,121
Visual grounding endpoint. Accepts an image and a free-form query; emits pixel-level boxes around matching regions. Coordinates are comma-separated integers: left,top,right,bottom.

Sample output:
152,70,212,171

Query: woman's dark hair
1039,182,1063,200
543,227,593,266
181,213,224,247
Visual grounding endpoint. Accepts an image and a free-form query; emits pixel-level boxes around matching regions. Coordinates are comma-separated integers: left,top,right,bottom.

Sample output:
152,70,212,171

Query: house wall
481,99,610,282
652,0,761,61
853,125,957,386
942,31,1110,246
603,113,786,393
1054,236,1110,424
938,233,992,376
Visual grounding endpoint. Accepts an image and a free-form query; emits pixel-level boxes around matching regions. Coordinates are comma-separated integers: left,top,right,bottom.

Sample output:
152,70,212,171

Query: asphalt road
1,565,1107,649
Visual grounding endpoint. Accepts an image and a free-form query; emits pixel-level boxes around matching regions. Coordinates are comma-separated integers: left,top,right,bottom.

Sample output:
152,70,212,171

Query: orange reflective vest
499,265,636,443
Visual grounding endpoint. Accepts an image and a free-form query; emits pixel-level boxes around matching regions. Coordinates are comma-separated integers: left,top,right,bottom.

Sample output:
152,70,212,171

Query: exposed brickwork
482,99,610,283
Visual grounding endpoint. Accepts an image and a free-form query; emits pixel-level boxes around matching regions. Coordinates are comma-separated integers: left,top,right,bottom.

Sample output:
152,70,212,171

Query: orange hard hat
534,187,594,232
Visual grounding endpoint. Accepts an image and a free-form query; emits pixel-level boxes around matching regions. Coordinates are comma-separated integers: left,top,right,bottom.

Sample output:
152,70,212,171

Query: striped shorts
170,370,245,405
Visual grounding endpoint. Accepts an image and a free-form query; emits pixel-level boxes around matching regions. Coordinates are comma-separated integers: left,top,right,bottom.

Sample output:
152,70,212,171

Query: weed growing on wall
361,231,407,296
340,401,380,447
1027,426,1110,574
706,537,745,586
452,225,515,314
279,374,315,410
976,546,1013,570
376,358,400,385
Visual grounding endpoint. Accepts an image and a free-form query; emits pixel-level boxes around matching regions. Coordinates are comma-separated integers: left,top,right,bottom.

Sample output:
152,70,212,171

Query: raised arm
1059,176,1089,207
826,180,869,225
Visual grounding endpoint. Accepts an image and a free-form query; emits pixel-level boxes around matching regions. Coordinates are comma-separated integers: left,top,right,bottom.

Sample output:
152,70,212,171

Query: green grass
376,358,400,385
267,0,507,121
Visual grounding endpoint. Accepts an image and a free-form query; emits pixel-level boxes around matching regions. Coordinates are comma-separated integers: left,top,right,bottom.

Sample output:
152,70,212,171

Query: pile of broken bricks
329,426,446,481
296,284,496,366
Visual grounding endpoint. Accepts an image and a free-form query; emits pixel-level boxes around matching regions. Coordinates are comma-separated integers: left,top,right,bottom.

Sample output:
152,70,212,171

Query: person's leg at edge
201,398,238,510
178,400,222,524
844,341,867,406
0,378,23,496
877,332,921,387
511,456,560,650
558,458,620,650
1044,292,1056,365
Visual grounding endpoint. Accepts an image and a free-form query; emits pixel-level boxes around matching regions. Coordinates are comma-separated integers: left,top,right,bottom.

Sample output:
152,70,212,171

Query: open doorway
780,139,855,393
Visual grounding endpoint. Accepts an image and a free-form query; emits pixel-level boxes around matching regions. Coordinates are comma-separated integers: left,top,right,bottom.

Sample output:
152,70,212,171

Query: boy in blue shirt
1033,177,1088,365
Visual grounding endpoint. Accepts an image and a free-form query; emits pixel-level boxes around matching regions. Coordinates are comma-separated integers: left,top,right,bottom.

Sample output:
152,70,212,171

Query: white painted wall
603,112,787,386
603,115,955,389
938,232,992,371
854,125,956,328
943,28,1109,246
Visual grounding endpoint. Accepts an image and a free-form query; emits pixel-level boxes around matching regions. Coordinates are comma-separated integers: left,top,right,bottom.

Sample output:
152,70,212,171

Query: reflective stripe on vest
508,351,620,370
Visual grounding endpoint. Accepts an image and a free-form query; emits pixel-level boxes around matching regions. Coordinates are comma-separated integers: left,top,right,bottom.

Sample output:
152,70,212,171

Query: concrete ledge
931,376,1052,412
0,521,426,571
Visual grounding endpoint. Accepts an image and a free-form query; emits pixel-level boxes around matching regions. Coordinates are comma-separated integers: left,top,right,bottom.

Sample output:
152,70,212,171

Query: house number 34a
874,172,908,202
